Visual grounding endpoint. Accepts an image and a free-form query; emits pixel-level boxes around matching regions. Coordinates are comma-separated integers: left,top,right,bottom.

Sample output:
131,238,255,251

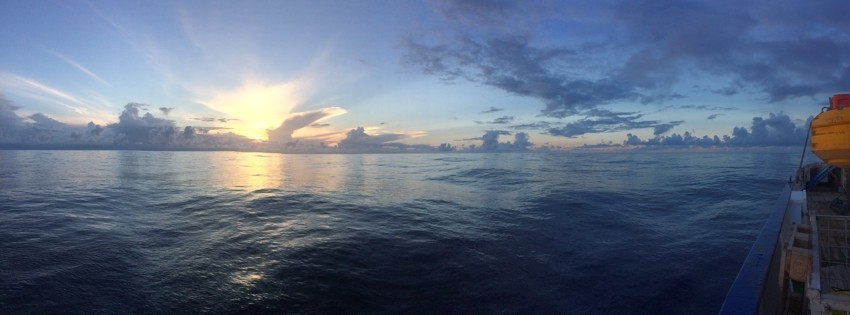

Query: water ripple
0,150,805,314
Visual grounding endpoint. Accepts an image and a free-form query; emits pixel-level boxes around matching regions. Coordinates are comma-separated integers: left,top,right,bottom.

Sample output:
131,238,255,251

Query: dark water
0,150,802,314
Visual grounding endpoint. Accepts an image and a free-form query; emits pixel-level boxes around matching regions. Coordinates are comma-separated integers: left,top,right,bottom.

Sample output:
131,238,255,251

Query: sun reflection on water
212,153,354,194
231,272,264,286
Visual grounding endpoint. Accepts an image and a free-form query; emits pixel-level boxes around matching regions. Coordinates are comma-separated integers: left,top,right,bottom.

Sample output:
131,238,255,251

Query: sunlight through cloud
197,80,309,141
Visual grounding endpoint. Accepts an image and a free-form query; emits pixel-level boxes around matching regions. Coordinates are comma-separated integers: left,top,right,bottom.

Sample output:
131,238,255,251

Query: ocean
0,150,804,314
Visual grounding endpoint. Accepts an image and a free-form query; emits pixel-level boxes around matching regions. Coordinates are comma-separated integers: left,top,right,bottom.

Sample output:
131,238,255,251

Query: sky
0,0,848,152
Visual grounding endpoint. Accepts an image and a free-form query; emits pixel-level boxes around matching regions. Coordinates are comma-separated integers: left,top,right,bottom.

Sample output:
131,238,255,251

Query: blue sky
0,0,848,151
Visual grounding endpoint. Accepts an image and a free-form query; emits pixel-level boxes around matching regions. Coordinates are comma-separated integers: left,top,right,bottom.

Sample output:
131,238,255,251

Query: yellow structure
811,94,850,168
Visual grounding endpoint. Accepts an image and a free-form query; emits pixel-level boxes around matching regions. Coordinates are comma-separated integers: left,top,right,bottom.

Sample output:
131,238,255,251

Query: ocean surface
0,150,806,314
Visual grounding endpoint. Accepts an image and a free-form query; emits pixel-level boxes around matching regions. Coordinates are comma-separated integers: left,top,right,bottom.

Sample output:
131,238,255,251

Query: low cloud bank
0,96,259,150
0,93,815,152
0,96,440,153
620,113,809,147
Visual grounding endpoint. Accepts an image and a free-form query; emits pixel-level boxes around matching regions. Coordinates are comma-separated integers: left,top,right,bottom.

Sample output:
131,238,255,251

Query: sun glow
197,80,308,141
239,125,271,141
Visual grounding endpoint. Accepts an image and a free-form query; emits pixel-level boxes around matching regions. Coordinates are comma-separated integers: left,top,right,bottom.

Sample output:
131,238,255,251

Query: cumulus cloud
0,93,109,145
0,94,26,140
87,122,105,136
107,105,255,149
513,132,532,150
480,130,511,150
28,113,68,130
0,95,441,152
724,113,809,146
404,0,850,137
622,113,807,147
159,107,174,116
467,130,532,151
109,103,179,145
336,126,411,151
0,97,265,149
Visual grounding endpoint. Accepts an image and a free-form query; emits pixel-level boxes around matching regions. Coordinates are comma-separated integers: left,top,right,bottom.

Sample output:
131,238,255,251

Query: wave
0,150,802,313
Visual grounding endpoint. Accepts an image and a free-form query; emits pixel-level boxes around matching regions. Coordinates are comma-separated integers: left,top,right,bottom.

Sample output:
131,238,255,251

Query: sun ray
196,80,308,141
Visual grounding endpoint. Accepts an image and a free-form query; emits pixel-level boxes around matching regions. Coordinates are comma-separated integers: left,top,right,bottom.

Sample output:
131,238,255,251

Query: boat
721,94,850,314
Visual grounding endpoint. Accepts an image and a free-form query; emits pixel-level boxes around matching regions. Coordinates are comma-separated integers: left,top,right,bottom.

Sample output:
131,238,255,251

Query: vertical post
844,168,850,196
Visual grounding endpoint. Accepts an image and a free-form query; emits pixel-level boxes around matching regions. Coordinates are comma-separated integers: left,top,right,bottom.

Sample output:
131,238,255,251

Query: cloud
191,117,240,123
624,132,722,147
196,80,310,140
431,0,517,27
480,106,503,113
87,121,105,136
0,72,96,117
28,113,68,130
622,113,807,147
0,93,108,145
405,0,850,137
103,103,262,149
723,112,809,146
510,121,552,130
267,107,347,144
311,123,330,128
404,35,635,118
0,96,435,153
336,126,414,152
159,107,174,116
487,116,514,124
469,130,533,151
109,103,179,145
46,50,111,87
546,109,678,138
707,113,722,120
0,98,260,150
513,132,532,150
429,0,561,36
0,94,26,141
679,105,737,111
191,126,232,132
652,120,683,135
480,130,511,150
712,87,739,96
612,0,850,102
656,104,738,112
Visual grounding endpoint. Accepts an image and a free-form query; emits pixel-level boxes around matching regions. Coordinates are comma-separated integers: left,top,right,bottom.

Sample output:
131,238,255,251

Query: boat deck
720,163,850,315
808,185,850,312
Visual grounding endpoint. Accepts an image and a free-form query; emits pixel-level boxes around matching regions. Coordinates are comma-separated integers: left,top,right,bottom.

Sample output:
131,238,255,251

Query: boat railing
720,184,792,314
